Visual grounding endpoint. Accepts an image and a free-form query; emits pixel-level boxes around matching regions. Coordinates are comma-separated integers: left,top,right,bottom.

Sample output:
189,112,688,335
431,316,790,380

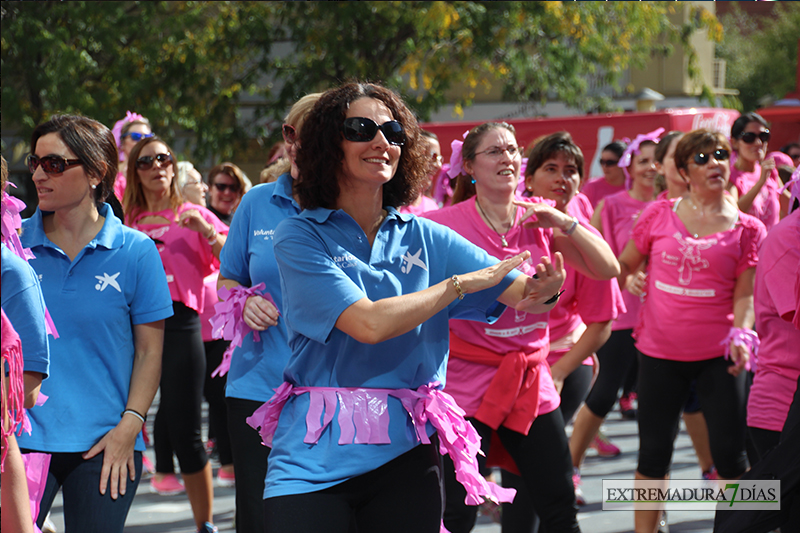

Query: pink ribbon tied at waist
246,381,516,506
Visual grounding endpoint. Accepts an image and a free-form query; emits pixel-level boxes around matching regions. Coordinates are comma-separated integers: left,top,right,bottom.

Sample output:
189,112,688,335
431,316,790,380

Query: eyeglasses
342,117,405,146
27,154,83,175
213,182,240,193
693,149,730,166
600,159,619,167
135,153,173,171
431,154,444,165
738,130,770,144
122,132,154,142
282,124,297,145
475,145,520,158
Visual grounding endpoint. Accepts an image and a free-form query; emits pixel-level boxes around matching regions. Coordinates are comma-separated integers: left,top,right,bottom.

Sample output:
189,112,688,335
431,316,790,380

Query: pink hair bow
446,130,472,180
780,165,800,214
618,128,664,189
111,111,146,161
720,327,760,373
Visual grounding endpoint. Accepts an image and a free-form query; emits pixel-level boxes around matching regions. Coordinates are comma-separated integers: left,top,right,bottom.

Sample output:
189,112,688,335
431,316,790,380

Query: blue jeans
23,450,143,533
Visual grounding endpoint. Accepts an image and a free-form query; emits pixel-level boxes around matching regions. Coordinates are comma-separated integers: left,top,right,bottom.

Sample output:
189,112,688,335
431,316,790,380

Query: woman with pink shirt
580,140,627,208
111,112,153,205
569,129,661,489
728,112,789,232
124,137,228,533
424,122,619,533
399,129,442,215
617,129,766,533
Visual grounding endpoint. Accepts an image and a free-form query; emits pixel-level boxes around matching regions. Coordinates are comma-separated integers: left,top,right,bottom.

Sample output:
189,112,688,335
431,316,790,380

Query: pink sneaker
217,467,235,488
619,392,637,420
591,432,621,457
150,473,185,495
573,468,586,506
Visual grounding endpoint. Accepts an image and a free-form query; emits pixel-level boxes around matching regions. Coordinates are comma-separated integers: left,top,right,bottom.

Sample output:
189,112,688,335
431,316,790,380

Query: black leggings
203,339,232,465
584,329,638,418
227,397,270,533
748,426,781,465
263,440,443,533
559,363,594,424
637,353,747,479
443,410,580,533
153,302,208,475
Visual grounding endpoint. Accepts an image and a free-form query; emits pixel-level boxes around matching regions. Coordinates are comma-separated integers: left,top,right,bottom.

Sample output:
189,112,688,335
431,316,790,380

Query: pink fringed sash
720,327,760,372
1,309,26,471
247,381,516,506
208,283,276,377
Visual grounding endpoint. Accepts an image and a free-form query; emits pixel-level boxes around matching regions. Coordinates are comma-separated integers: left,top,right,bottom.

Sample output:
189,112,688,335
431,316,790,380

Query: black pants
204,338,233,465
443,410,580,533
263,440,443,533
559,363,594,424
637,353,747,479
154,302,208,475
227,397,270,533
584,329,638,418
748,426,781,465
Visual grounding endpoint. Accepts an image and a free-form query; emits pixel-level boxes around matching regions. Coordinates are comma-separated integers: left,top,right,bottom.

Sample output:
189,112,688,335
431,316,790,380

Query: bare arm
23,371,43,409
549,320,612,393
616,238,648,292
590,199,605,235
83,320,164,499
737,159,775,215
727,267,756,377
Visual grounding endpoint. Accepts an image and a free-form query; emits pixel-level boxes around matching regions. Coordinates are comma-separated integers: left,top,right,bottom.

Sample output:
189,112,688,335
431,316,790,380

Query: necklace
476,198,514,247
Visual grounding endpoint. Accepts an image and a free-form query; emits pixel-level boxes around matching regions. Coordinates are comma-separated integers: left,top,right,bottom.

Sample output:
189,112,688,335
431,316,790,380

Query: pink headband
618,127,664,189
111,111,146,161
781,165,800,214
1,183,34,261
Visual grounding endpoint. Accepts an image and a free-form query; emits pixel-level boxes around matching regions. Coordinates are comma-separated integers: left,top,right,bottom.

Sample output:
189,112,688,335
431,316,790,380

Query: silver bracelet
563,216,579,236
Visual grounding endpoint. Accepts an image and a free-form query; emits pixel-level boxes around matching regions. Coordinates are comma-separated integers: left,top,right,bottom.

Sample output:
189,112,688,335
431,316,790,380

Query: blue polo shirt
17,204,173,453
219,174,300,402
1,243,50,378
266,207,520,498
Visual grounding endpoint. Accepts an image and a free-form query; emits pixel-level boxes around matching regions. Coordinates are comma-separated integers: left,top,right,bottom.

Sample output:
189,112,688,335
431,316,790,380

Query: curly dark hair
31,114,118,209
294,82,426,210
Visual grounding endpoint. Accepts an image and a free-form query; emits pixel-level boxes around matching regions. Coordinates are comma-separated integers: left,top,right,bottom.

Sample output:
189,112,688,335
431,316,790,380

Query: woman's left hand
514,200,572,231
82,415,140,499
516,252,566,310
727,342,749,377
179,209,212,236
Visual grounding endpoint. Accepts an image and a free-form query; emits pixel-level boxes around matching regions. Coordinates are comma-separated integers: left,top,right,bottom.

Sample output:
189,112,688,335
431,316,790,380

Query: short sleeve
736,217,767,278
219,194,253,286
130,236,174,325
631,201,666,255
574,275,624,325
274,218,367,345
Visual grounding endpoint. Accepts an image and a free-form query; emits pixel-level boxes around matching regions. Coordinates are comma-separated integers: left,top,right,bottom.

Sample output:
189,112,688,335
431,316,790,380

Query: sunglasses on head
282,124,297,145
122,132,154,142
600,159,619,167
342,117,405,146
27,154,83,175
135,153,173,171
213,182,240,193
738,130,770,144
693,149,730,166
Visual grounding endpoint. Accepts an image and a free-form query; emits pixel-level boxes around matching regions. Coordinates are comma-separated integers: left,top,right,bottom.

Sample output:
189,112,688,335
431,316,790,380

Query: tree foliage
716,2,800,112
2,1,720,163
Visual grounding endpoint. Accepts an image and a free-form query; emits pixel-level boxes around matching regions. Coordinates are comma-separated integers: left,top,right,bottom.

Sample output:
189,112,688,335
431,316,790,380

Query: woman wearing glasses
729,112,789,232
616,130,766,533
111,111,153,204
424,123,617,533
254,82,577,533
214,92,320,533
17,115,172,533
581,140,627,208
206,163,249,225
123,137,228,533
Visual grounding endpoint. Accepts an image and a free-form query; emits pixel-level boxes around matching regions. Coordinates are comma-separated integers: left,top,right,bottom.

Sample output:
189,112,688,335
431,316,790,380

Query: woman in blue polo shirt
17,114,173,533
256,82,568,533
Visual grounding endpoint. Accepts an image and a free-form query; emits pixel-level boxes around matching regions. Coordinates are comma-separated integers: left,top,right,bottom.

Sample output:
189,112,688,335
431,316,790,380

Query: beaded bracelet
451,275,466,300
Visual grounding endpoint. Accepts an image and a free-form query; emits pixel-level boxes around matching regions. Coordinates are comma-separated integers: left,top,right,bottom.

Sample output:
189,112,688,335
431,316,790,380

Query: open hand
516,252,565,309
178,209,212,236
458,251,532,295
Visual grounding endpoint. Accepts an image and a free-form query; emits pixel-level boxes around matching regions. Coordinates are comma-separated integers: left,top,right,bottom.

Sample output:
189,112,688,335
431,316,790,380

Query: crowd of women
2,80,799,533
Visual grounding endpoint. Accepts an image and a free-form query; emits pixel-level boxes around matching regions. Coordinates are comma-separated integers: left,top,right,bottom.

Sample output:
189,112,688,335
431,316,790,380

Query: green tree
716,2,800,112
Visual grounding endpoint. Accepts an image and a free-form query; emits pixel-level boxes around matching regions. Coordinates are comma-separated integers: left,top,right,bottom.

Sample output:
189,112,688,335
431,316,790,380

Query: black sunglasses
213,182,240,193
135,153,173,171
693,149,730,166
282,124,297,145
122,132,154,142
738,130,770,144
27,154,83,175
600,159,619,167
342,117,405,146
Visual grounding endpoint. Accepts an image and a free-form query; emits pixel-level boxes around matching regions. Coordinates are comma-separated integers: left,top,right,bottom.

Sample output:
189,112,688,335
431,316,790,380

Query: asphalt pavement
44,396,717,533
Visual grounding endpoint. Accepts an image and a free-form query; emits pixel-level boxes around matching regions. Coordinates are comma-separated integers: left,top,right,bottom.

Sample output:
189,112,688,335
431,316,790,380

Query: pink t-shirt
600,190,651,330
582,176,625,208
632,198,766,361
131,203,228,314
567,192,594,222
199,270,220,342
114,171,126,205
422,197,560,417
730,162,781,232
747,209,800,431
399,196,439,216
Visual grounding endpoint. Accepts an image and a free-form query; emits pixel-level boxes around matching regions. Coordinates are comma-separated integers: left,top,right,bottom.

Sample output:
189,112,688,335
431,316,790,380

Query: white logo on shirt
95,272,122,292
143,226,170,240
401,248,428,274
333,253,358,269
254,229,275,240
661,232,716,286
